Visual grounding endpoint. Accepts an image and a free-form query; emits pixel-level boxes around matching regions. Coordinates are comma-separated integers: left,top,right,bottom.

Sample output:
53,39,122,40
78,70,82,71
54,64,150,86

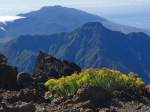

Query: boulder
33,52,81,82
75,85,111,105
17,72,33,88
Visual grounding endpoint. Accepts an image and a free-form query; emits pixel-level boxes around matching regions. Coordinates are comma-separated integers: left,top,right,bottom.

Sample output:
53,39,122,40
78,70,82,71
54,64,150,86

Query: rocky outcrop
0,53,18,90
0,52,81,90
33,52,81,82
0,53,35,90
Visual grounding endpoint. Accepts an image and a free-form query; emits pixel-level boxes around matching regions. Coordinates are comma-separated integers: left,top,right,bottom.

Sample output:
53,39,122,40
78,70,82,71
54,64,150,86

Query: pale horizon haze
0,0,150,29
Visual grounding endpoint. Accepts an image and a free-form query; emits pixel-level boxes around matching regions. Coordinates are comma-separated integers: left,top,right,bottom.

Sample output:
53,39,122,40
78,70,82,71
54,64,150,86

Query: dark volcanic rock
144,84,150,97
17,72,33,88
18,88,45,103
48,85,150,112
33,52,81,82
0,53,18,90
0,53,7,65
0,65,18,90
1,102,36,112
0,88,46,111
75,85,111,105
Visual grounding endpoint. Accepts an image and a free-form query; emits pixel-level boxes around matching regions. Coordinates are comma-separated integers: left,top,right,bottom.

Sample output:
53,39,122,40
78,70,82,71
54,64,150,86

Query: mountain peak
41,5,64,9
80,22,108,33
4,5,149,39
40,5,65,11
82,22,104,29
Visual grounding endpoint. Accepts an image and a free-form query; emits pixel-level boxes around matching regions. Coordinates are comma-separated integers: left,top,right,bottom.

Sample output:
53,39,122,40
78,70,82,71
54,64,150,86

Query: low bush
44,68,144,97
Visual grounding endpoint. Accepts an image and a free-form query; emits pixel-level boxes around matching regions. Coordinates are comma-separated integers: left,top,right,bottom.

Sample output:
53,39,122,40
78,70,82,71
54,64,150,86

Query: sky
0,0,150,29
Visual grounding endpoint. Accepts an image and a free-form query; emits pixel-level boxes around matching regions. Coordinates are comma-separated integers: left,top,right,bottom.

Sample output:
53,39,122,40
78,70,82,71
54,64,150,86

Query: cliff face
33,52,81,82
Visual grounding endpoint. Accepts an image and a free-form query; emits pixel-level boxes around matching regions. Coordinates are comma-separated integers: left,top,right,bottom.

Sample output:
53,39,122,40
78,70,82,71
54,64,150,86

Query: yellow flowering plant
44,68,145,97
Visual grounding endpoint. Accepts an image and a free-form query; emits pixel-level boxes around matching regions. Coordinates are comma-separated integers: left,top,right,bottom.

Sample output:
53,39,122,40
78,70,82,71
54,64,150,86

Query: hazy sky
0,0,150,29
0,0,149,15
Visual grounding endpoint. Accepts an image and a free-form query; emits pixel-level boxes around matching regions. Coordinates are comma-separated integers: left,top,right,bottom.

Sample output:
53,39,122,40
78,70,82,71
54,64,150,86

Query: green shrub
44,68,144,97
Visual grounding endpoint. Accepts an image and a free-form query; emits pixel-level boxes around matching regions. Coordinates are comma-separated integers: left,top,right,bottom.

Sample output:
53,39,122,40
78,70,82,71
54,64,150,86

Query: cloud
0,16,24,22
0,8,13,11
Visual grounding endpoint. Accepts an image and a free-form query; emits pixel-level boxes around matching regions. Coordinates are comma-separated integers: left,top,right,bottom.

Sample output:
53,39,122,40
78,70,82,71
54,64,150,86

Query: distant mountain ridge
0,5,150,39
2,22,150,82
